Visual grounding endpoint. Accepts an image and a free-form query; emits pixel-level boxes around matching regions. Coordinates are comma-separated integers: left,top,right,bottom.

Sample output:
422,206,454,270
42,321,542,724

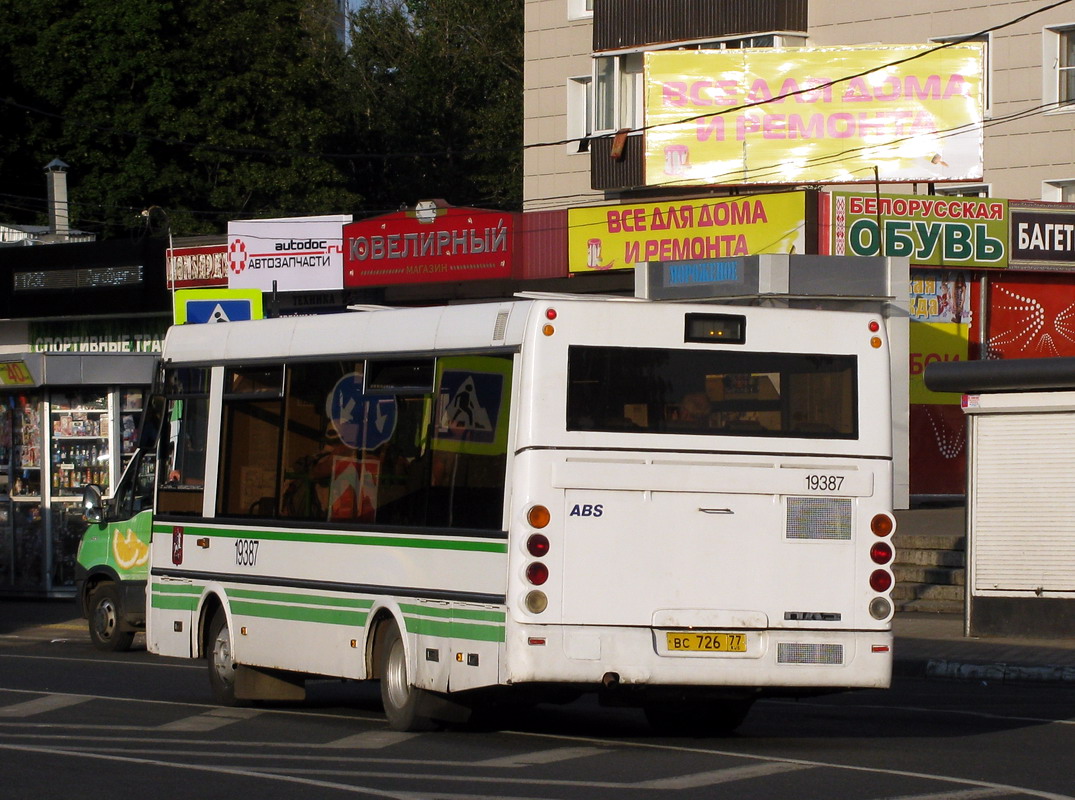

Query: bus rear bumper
503,624,893,691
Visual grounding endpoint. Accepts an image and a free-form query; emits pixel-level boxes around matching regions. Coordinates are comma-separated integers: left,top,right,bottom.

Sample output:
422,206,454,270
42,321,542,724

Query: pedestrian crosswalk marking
473,746,607,768
156,707,261,732
636,761,814,790
323,731,417,748
0,694,92,718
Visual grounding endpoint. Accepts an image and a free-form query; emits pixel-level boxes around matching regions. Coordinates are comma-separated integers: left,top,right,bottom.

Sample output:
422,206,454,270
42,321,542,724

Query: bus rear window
567,346,857,439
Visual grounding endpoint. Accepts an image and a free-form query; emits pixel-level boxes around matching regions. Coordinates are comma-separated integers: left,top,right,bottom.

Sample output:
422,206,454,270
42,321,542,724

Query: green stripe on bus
151,593,199,611
153,524,506,554
403,615,505,643
230,600,368,627
227,588,374,610
398,603,505,623
152,583,203,595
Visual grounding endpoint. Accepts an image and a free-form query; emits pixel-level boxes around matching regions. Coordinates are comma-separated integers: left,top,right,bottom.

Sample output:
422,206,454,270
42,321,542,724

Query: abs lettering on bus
569,504,604,517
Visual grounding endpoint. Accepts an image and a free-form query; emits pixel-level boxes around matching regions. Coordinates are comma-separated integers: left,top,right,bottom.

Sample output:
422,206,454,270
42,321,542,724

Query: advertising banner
827,192,1008,269
645,45,984,187
227,215,350,293
28,319,167,354
343,206,516,287
908,271,971,405
567,191,807,273
1010,202,1075,270
908,269,973,495
166,243,229,289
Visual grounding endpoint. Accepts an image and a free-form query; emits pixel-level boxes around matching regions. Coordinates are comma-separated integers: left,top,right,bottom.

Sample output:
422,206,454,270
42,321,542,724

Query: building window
568,0,593,20
566,75,593,154
1043,179,1075,202
1044,25,1075,110
592,52,643,134
590,34,791,138
936,184,990,198
931,34,991,116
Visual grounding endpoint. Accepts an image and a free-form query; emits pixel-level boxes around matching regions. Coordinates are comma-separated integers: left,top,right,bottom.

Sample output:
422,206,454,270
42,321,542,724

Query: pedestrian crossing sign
174,288,264,325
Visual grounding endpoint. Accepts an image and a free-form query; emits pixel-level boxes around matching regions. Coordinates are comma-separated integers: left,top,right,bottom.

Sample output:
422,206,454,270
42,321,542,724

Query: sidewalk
894,612,1075,683
892,503,1075,684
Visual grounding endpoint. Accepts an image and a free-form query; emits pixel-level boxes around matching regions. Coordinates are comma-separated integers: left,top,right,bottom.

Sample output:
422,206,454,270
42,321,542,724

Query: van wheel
88,583,135,652
378,623,437,731
207,611,239,706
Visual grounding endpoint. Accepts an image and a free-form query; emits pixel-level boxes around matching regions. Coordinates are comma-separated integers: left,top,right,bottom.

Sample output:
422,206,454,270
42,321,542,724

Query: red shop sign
343,205,517,287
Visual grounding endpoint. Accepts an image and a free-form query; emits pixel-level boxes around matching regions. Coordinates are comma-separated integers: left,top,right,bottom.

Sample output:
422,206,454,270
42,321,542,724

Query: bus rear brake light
870,541,893,565
527,534,550,557
526,562,549,585
869,570,893,593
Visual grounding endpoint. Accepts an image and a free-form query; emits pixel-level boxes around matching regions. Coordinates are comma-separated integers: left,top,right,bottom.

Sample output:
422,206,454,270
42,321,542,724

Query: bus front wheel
207,611,239,706
378,623,437,732
87,583,135,652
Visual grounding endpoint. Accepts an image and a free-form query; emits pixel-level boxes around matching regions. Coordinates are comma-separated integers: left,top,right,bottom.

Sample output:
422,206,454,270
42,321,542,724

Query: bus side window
156,368,211,516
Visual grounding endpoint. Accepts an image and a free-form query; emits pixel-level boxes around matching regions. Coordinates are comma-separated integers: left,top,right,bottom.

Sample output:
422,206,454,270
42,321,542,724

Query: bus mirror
82,484,104,524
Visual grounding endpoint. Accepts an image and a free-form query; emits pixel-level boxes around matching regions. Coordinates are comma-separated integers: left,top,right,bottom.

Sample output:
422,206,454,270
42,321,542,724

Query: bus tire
378,622,437,732
207,610,239,706
644,697,754,736
87,582,135,652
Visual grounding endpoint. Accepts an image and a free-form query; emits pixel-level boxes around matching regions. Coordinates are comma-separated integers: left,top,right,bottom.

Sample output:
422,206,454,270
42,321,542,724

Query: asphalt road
2,603,1074,800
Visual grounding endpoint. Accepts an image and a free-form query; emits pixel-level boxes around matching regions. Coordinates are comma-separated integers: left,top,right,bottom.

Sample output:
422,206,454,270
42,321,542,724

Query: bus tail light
870,541,893,565
526,562,549,586
870,513,895,537
869,597,892,620
527,505,551,529
525,591,548,614
527,533,550,557
869,569,892,593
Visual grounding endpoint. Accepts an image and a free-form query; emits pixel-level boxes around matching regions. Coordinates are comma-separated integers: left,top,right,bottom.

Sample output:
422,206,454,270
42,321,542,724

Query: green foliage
346,0,522,212
0,0,522,238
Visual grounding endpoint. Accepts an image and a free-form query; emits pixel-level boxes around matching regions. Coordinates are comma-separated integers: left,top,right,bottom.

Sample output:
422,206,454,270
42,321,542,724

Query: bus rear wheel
207,611,239,706
87,583,135,652
378,622,437,732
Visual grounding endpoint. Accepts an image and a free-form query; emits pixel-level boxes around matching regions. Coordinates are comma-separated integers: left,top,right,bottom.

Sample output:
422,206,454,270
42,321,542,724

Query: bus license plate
666,632,747,653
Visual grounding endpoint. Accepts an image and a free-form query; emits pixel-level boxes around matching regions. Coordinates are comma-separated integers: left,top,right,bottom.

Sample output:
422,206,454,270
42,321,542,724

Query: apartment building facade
523,0,1075,498
525,0,1075,207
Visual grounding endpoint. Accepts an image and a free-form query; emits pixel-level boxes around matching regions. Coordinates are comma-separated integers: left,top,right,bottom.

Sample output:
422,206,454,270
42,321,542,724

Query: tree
0,0,524,237
346,0,523,213
0,0,360,236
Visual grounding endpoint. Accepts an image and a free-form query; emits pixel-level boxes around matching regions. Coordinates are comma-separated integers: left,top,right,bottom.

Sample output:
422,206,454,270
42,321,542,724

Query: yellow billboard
567,191,807,273
645,45,984,187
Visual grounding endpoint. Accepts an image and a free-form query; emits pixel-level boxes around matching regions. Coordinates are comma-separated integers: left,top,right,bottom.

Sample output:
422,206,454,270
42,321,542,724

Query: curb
923,658,1075,685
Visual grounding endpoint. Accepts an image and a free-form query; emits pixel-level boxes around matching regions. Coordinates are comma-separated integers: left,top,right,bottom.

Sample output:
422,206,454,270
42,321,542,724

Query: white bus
86,294,897,733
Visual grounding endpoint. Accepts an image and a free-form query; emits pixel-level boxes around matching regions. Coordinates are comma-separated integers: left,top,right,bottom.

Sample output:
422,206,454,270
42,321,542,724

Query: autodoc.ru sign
227,215,351,292
343,205,516,287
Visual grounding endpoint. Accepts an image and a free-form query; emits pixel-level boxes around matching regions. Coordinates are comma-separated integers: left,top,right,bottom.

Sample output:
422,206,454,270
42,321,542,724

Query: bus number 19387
235,539,260,567
805,475,844,492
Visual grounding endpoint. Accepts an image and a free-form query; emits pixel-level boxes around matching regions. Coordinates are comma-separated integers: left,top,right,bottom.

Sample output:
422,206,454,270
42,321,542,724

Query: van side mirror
82,484,104,524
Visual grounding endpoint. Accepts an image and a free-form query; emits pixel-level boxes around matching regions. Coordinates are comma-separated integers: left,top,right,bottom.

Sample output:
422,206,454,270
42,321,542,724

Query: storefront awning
0,353,157,388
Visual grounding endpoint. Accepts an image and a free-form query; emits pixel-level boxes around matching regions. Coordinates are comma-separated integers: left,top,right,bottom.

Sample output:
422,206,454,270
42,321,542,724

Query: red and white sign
343,205,517,287
227,215,351,293
166,244,229,289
